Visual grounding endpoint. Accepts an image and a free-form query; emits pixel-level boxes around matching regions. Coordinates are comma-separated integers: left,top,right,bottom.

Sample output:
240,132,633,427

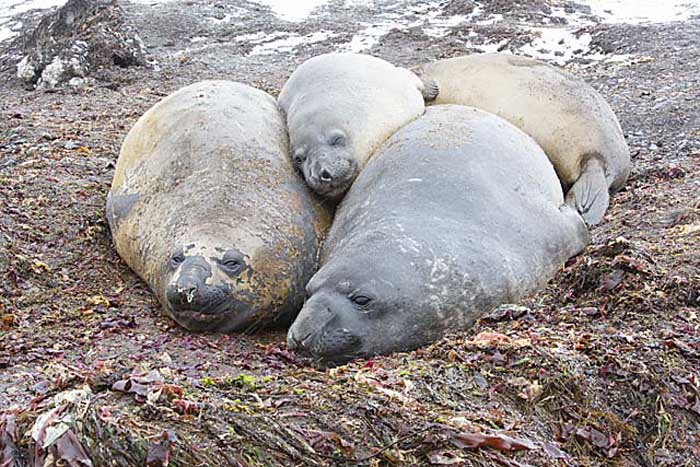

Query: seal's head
292,128,357,198
160,238,258,333
286,244,430,365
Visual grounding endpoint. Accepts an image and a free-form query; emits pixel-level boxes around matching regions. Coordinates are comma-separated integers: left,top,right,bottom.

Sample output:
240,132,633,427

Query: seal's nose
167,276,204,309
287,333,301,350
177,279,199,304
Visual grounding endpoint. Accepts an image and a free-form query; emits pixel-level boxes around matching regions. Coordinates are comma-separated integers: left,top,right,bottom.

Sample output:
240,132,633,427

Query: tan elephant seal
414,53,631,225
106,80,330,332
278,52,438,199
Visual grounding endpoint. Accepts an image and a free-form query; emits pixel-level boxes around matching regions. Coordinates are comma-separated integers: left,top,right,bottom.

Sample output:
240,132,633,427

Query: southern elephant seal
278,52,438,198
287,105,590,364
414,53,631,225
106,81,330,332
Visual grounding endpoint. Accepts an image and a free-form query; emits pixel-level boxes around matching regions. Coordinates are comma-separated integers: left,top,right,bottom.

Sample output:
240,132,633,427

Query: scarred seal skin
287,105,590,364
414,53,631,226
278,52,438,199
106,80,330,332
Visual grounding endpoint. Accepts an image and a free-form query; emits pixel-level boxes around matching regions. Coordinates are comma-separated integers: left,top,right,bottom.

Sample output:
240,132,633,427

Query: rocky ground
0,0,698,466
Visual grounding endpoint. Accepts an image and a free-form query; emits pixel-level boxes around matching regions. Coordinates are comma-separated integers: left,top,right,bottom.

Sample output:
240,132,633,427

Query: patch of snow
233,32,269,43
476,13,503,25
253,0,327,22
345,0,374,7
0,18,21,41
249,31,335,55
128,0,176,4
340,2,507,52
0,0,177,43
0,0,66,15
519,27,595,64
423,13,469,38
513,1,700,64
208,9,246,24
0,0,66,42
344,21,395,52
470,38,509,54
581,0,700,24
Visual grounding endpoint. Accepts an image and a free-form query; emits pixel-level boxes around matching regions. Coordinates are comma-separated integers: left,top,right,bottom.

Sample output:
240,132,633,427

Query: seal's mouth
166,302,256,333
304,157,357,198
288,323,364,363
164,285,256,332
311,181,351,199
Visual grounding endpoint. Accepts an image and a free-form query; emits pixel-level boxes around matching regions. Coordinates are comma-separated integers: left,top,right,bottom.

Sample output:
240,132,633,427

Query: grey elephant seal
278,52,438,198
414,53,631,225
287,105,590,364
106,81,330,332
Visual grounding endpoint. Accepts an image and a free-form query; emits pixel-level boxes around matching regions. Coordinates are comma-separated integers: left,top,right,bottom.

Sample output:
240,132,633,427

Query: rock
15,0,148,91
0,232,10,272
1,159,17,169
68,77,86,88
16,56,36,82
487,304,531,322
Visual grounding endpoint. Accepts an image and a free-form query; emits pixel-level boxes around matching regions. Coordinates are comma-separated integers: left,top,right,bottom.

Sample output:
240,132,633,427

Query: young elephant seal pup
106,81,330,332
287,105,590,364
278,52,438,198
414,53,631,225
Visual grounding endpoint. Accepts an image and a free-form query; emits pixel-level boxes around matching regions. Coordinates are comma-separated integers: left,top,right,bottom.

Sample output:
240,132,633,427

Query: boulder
15,0,148,91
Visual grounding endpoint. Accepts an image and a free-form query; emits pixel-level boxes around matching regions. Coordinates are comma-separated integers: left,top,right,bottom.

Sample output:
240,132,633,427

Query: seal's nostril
178,282,198,303
288,331,313,350
320,169,332,182
287,335,300,350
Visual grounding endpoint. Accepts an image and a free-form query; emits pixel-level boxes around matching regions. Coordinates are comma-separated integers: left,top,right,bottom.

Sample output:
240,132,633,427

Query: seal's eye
222,258,241,269
218,250,245,276
171,252,185,268
328,131,346,147
293,149,306,166
352,295,371,306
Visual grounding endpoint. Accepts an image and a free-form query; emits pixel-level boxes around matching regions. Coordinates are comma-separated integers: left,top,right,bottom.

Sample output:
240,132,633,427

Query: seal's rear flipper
419,74,439,102
565,156,609,226
410,66,439,102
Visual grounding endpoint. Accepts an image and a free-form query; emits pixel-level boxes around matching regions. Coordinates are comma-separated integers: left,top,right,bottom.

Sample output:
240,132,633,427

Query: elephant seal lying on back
278,52,438,198
414,53,631,225
107,81,330,332
287,105,589,364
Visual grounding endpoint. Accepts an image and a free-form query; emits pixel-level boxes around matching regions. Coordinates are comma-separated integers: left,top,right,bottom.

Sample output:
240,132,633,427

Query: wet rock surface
0,1,698,466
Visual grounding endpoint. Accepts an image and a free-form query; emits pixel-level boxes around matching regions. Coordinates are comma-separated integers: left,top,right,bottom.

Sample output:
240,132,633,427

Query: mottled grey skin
278,52,437,199
287,105,590,364
415,53,631,226
106,81,330,333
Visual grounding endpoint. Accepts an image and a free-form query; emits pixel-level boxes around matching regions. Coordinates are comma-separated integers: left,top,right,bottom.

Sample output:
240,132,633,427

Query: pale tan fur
418,53,630,193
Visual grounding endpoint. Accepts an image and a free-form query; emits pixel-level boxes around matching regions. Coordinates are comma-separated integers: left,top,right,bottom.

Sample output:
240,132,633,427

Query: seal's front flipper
565,156,609,226
410,66,439,102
